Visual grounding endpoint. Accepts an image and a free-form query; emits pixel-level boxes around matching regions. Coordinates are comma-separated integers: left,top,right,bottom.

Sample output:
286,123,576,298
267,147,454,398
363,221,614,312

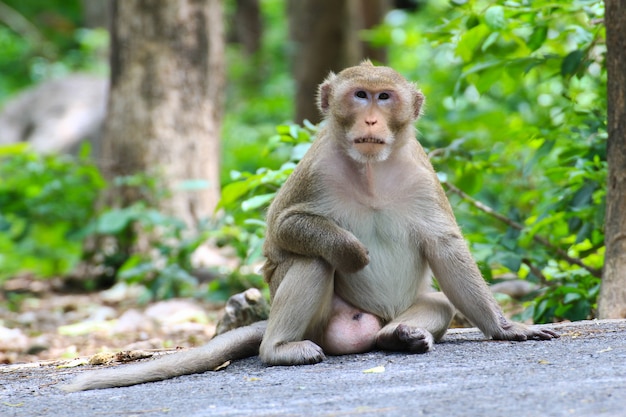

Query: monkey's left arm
425,230,558,341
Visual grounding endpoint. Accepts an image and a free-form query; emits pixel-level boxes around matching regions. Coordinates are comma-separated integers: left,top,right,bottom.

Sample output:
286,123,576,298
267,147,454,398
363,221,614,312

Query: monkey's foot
260,340,325,366
377,324,434,354
493,321,560,341
215,288,270,336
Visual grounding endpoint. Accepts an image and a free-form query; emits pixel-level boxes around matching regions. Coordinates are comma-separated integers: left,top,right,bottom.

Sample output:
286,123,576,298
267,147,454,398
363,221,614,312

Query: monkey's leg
376,292,454,353
260,257,334,365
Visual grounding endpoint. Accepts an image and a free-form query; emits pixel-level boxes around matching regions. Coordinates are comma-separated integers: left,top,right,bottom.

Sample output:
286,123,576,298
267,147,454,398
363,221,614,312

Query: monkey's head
317,60,424,163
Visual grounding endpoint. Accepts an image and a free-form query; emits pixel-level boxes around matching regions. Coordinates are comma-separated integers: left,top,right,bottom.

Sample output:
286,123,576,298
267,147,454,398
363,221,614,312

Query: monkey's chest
334,209,427,320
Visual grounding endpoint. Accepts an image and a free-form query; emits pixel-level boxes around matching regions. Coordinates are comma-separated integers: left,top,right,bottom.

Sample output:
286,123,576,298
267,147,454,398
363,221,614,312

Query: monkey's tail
60,320,267,392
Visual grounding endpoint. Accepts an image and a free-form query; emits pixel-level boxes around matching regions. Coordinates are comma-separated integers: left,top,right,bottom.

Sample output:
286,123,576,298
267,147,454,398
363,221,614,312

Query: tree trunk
360,0,392,63
232,0,262,55
288,0,362,124
287,0,391,124
82,0,111,28
102,0,224,228
599,0,626,318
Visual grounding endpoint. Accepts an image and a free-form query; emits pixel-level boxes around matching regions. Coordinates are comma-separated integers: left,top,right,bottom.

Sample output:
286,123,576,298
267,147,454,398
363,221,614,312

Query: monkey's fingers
528,328,560,340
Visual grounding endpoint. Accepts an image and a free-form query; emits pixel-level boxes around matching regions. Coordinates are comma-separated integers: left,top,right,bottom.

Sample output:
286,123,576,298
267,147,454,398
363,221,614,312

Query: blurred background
0,0,617,363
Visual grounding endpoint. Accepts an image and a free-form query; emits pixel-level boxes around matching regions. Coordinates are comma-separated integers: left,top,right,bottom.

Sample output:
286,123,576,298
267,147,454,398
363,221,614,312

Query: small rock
112,309,155,335
100,282,146,303
0,326,29,352
27,335,50,355
87,306,117,322
145,300,209,326
216,288,269,335
491,280,537,299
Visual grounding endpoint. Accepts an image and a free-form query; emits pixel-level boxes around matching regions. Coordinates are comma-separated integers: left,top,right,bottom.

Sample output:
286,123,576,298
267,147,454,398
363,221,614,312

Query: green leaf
481,32,499,52
219,180,251,209
484,6,506,31
0,143,29,156
466,14,479,29
95,208,136,234
276,125,291,135
303,119,317,131
241,193,275,212
244,219,267,228
499,252,522,272
456,24,490,62
563,292,582,304
571,182,596,208
457,171,482,195
561,50,584,77
289,124,300,139
575,222,592,243
527,25,548,51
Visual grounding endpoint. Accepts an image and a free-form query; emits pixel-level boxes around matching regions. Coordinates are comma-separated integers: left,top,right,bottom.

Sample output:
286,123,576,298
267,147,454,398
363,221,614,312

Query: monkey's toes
530,328,560,340
261,340,325,366
395,324,434,354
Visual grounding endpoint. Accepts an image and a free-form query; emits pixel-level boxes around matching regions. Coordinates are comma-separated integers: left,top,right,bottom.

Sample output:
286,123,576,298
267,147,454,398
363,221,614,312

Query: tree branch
442,180,603,278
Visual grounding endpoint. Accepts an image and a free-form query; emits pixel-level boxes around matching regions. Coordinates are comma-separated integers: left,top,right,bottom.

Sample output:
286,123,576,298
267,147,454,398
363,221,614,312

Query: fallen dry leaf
89,352,116,365
115,350,154,362
57,358,88,368
213,360,231,371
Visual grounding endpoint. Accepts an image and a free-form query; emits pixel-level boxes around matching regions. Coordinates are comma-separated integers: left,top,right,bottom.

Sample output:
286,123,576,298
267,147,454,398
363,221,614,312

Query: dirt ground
0,276,225,365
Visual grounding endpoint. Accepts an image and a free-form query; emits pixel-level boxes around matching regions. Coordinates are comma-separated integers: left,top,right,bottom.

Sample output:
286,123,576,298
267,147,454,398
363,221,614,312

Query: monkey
60,61,558,392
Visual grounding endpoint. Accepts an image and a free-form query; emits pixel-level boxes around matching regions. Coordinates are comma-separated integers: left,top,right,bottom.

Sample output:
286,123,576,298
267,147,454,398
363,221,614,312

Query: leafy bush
85,200,204,302
0,144,104,279
211,123,315,297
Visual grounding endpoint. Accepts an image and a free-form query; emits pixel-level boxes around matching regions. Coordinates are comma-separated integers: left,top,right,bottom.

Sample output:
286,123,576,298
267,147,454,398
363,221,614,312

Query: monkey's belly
334,242,428,322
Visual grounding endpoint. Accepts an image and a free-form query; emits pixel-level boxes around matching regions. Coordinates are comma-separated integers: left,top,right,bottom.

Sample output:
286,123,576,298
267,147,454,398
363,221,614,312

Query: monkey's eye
355,91,367,99
378,92,390,100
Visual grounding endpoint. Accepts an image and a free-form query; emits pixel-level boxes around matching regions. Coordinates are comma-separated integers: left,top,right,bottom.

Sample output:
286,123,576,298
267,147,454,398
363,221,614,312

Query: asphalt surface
1,319,625,417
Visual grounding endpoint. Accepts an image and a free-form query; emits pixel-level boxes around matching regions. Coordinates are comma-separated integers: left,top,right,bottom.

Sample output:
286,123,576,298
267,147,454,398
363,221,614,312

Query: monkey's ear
317,72,336,115
412,86,425,120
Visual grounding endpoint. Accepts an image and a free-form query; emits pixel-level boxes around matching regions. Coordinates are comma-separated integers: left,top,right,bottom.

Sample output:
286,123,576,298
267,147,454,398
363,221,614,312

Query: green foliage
0,0,609,322
220,0,294,185
212,123,315,295
0,144,104,279
89,202,204,302
372,0,606,322
0,1,108,102
79,173,210,301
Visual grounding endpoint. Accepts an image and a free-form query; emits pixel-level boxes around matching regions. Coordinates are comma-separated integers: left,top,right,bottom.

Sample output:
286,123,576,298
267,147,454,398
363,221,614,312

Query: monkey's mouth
353,137,387,157
354,137,385,145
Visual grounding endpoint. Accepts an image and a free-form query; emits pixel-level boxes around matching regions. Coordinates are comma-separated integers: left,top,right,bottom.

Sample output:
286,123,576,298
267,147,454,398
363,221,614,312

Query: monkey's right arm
272,208,369,273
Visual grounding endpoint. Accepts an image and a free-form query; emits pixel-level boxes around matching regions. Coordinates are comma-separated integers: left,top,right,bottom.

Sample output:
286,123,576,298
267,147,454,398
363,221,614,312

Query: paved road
2,320,625,417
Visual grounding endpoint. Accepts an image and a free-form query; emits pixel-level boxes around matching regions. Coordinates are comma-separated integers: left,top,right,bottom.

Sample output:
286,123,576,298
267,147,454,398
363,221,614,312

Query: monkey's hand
327,233,370,273
492,321,559,341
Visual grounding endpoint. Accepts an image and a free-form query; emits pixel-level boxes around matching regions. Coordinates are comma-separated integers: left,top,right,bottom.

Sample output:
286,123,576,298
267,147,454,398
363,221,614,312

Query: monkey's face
317,63,424,164
343,87,399,163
